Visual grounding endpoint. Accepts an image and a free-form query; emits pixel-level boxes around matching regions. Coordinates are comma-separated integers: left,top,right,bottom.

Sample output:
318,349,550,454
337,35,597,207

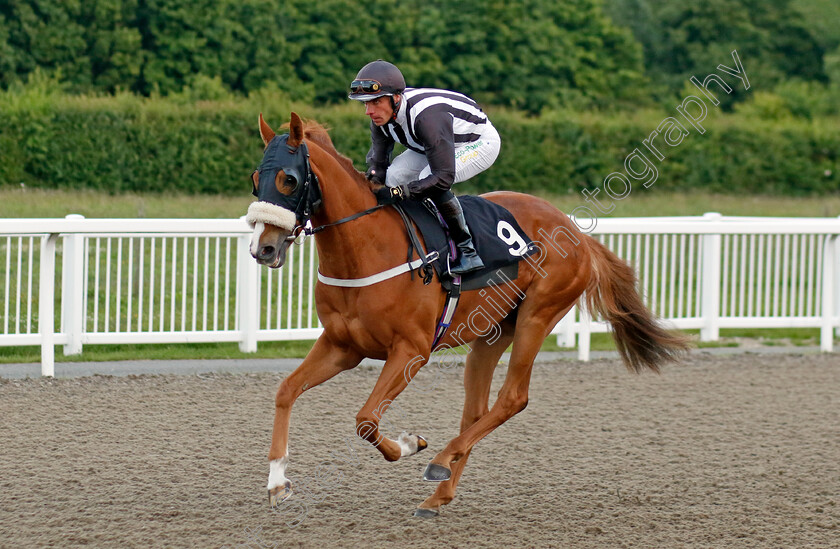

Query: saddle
395,196,537,291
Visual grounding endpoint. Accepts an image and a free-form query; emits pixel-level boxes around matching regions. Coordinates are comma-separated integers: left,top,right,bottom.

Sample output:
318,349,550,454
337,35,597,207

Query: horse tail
582,237,691,374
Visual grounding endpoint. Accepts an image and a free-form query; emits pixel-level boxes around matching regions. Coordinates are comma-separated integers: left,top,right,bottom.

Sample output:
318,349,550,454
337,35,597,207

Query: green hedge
1,90,838,197
0,0,645,111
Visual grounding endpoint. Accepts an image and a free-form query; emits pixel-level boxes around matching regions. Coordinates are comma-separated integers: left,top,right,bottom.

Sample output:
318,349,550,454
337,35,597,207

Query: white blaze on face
250,221,266,257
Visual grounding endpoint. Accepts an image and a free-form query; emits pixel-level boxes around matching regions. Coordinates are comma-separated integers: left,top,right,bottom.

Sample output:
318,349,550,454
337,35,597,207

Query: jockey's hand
366,167,385,185
374,185,409,205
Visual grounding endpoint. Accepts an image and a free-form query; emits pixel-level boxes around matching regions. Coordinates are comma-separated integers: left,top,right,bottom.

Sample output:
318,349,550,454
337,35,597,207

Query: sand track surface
1,352,838,548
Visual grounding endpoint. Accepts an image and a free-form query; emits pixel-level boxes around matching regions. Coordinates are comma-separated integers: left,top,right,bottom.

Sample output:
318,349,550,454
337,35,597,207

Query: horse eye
285,175,298,189
250,170,259,196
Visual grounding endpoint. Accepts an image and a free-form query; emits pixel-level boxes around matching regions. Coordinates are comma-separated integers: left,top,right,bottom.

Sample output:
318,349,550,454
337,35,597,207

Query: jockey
348,59,501,276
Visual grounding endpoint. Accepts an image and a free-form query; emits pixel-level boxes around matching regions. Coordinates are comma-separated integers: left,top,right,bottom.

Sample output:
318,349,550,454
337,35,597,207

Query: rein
306,203,386,235
284,202,386,243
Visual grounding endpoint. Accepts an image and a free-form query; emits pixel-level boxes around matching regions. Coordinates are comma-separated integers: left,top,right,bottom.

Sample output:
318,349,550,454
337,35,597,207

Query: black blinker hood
253,134,322,222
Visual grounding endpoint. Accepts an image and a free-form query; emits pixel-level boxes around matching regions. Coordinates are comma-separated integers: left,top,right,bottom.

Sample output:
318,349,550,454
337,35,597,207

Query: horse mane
282,119,373,189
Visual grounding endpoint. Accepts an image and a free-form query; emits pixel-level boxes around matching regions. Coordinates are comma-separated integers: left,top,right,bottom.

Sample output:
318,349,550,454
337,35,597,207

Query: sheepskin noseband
246,201,297,231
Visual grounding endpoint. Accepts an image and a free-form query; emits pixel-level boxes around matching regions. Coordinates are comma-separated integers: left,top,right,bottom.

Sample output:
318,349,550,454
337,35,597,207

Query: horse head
247,112,322,267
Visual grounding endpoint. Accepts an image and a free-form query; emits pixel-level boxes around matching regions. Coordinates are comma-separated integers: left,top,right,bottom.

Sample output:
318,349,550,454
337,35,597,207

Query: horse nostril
258,245,276,259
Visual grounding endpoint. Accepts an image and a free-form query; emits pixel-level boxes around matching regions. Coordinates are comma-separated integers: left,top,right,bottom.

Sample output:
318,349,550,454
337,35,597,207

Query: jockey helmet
348,60,406,102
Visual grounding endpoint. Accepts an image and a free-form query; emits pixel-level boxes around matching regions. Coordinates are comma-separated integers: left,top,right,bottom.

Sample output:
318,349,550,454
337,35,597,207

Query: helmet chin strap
390,94,401,121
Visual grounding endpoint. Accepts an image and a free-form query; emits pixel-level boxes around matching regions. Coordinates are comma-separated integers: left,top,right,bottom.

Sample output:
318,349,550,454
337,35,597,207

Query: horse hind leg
414,328,514,518
422,298,576,485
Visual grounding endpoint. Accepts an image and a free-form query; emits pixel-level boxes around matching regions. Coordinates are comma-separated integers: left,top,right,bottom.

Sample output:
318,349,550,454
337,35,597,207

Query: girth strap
317,252,439,287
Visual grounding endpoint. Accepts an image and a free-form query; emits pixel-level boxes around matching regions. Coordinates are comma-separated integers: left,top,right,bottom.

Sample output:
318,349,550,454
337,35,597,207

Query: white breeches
385,122,501,188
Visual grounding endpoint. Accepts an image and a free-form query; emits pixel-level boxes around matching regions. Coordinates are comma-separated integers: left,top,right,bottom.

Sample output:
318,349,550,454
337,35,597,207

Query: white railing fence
555,213,840,359
1,213,838,376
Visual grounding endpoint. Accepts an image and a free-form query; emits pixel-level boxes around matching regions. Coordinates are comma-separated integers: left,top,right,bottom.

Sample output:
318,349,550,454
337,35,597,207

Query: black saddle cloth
396,195,537,290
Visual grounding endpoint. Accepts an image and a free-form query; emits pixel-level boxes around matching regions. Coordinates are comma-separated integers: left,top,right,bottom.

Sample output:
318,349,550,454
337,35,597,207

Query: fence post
835,219,840,340
577,298,591,362
40,233,59,377
821,235,836,352
62,215,86,355
555,305,576,348
237,230,259,352
700,212,722,342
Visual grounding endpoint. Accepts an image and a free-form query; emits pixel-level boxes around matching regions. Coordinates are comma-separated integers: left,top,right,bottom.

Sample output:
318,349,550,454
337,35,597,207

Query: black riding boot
437,195,485,276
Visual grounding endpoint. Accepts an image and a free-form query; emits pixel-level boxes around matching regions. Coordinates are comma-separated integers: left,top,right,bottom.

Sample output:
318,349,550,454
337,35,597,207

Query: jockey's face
364,95,397,126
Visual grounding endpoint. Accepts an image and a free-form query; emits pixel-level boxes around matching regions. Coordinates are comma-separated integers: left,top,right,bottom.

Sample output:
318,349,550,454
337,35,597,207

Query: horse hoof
413,507,440,518
423,462,452,482
417,435,428,453
268,480,292,507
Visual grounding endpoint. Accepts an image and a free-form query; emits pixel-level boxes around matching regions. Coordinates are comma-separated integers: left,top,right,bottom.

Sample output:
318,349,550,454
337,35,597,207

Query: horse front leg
354,345,431,462
268,335,362,507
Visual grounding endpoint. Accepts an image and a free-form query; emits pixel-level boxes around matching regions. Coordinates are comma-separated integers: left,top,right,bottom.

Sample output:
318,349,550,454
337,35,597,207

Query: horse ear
288,112,304,148
259,113,275,146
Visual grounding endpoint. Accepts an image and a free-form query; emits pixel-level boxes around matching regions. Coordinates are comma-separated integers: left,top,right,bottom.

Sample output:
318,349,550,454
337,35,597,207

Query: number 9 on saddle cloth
397,195,538,292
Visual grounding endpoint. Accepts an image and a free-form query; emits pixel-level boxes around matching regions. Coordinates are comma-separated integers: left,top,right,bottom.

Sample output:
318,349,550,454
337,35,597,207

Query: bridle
251,134,384,243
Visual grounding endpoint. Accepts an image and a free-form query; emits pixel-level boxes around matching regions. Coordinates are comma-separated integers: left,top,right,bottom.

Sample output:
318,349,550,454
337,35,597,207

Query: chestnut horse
249,112,688,517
